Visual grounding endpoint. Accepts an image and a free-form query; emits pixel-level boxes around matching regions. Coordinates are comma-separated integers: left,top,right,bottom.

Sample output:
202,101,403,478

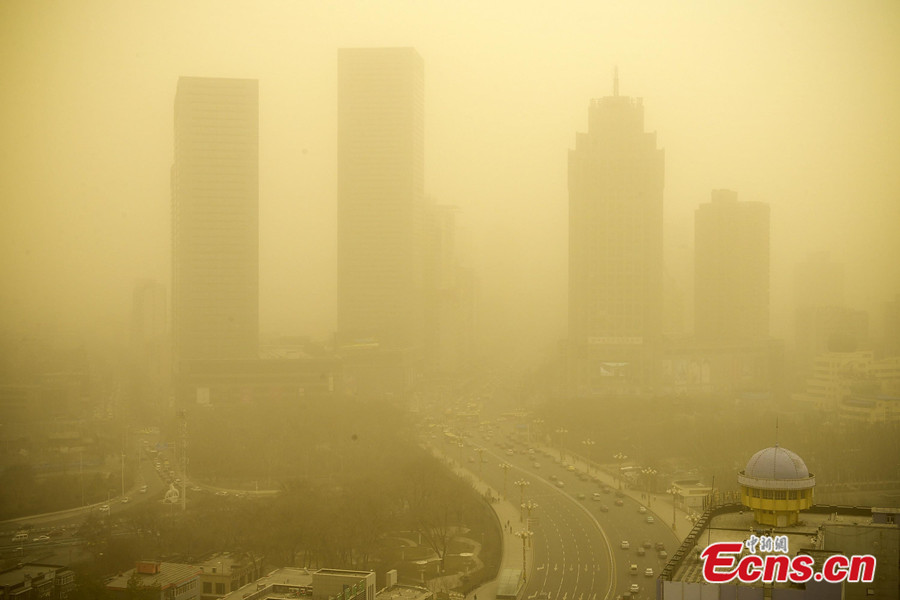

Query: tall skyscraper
567,76,665,394
172,77,259,366
337,47,425,351
694,190,770,342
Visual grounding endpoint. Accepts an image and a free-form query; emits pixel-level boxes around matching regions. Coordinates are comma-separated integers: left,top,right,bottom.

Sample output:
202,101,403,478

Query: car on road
533,462,541,469
139,485,148,493
630,584,640,594
658,550,668,560
576,493,586,500
32,535,50,543
638,506,647,514
636,547,645,557
615,498,624,506
621,540,630,549
615,490,625,498
99,504,110,513
566,465,576,472
215,491,229,497
644,568,654,577
655,542,666,551
599,504,609,512
121,497,130,503
642,540,653,549
191,485,202,492
646,515,654,524
592,492,602,500
555,480,565,488
506,449,514,456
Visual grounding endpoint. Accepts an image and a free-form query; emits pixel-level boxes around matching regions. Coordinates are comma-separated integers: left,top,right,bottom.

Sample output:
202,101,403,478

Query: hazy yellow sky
2,1,898,361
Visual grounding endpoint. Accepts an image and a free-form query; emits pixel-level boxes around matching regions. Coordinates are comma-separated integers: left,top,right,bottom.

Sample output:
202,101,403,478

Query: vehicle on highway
33,535,50,543
642,540,653,549
644,568,654,577
615,490,624,498
621,540,630,549
599,504,609,512
555,480,565,488
629,564,638,575
139,485,148,493
615,498,624,506
215,491,229,496
566,465,576,472
638,506,647,514
191,485,202,492
576,493,586,500
121,496,130,503
630,584,639,594
533,462,541,469
12,532,28,542
592,492,602,500
646,515,654,524
636,547,645,557
100,504,110,513
658,550,668,560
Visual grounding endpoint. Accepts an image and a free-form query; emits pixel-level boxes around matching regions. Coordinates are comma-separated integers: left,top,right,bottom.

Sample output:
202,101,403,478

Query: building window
775,491,787,500
216,582,226,594
788,491,797,499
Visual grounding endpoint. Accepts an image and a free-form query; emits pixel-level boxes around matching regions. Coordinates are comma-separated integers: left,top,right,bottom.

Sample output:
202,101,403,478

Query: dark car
599,504,609,512
615,498,624,506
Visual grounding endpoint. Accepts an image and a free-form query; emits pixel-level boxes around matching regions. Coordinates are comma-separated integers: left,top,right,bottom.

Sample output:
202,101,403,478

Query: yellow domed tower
737,445,815,527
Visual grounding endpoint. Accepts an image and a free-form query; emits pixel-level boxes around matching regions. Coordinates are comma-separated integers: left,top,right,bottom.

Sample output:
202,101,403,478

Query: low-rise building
0,563,74,599
197,552,263,599
106,560,201,600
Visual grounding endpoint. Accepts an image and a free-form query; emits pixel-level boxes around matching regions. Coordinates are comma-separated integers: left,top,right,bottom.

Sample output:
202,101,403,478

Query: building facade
337,47,426,354
694,189,770,343
172,76,259,368
567,77,665,395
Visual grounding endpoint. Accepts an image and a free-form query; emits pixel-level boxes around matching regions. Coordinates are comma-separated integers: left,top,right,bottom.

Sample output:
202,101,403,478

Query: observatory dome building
738,445,816,526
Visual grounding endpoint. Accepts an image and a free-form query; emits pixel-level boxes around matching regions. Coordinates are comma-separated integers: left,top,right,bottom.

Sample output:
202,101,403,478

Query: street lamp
641,467,657,507
555,428,568,461
514,479,531,522
515,530,533,581
614,453,627,489
667,486,679,532
474,447,485,473
531,419,544,445
521,500,539,545
581,439,595,473
499,463,512,499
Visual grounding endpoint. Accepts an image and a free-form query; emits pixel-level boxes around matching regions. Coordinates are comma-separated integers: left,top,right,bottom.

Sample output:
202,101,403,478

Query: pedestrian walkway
426,446,532,600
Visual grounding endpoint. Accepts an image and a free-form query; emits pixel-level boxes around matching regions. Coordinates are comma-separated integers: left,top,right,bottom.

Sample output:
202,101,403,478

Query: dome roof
737,445,815,490
744,446,809,480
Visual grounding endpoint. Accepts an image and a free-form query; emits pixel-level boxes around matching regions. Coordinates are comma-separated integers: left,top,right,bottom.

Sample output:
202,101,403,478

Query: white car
646,515,655,524
630,584,640,593
645,568,654,577
33,535,50,543
99,504,110,513
639,506,647,514
621,540,630,549
121,497,130,503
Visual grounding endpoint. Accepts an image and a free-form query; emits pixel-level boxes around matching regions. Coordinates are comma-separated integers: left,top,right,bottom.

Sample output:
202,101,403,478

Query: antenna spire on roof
613,66,619,97
775,417,779,447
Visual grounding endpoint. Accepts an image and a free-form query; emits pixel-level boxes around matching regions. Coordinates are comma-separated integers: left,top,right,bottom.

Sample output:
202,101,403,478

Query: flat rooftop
222,567,314,600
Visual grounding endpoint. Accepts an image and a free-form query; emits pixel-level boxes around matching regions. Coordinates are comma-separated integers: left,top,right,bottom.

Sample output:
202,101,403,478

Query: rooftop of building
742,445,811,481
662,503,896,587
105,561,200,591
0,563,70,588
375,584,432,600
222,567,314,600
196,551,259,575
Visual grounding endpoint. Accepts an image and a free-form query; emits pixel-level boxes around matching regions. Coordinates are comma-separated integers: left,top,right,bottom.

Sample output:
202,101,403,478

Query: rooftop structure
106,560,201,599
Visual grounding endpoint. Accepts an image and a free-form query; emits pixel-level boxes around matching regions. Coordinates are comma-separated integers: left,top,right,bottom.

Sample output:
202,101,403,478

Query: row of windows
749,488,810,500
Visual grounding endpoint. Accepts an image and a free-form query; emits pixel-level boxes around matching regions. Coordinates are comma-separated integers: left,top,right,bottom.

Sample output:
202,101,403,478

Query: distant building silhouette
171,77,259,367
694,189,770,342
337,48,426,354
567,75,664,395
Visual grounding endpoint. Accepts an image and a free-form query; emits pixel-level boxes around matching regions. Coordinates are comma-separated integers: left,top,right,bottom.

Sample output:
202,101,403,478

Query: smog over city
1,2,898,599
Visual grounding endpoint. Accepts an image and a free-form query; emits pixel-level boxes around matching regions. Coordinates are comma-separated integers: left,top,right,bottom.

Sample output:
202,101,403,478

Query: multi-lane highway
446,427,680,600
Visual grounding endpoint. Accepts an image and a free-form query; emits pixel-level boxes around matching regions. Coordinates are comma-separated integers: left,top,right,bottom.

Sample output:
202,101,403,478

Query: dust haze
1,1,899,596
